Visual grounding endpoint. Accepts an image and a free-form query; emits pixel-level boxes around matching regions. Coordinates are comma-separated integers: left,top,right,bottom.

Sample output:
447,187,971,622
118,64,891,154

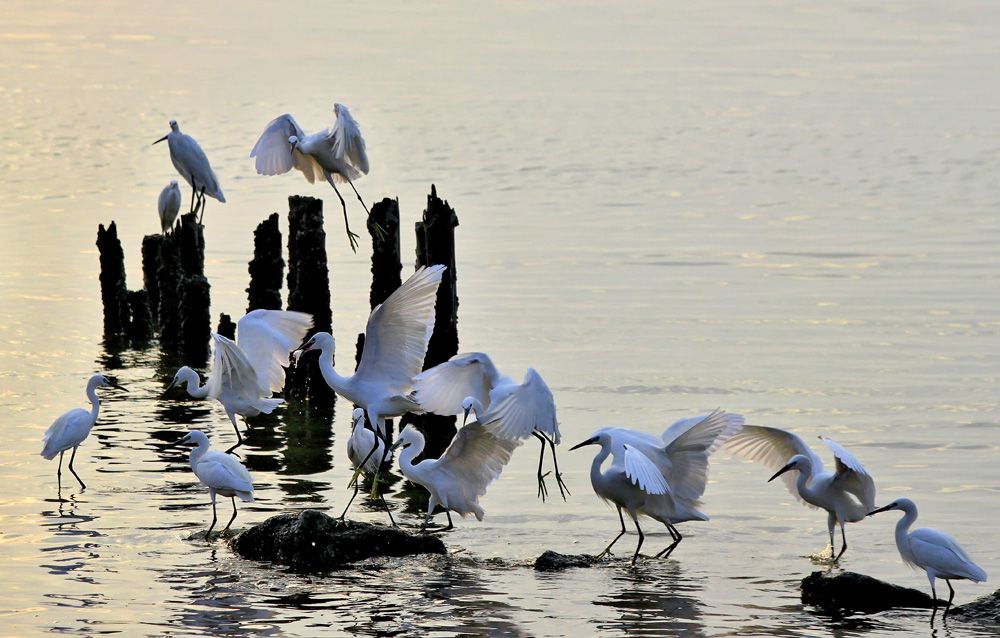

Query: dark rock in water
948,589,1000,625
801,571,939,615
534,550,599,571
230,510,445,572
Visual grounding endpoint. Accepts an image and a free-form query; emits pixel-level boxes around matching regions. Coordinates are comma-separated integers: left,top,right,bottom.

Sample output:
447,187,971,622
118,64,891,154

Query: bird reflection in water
593,564,707,638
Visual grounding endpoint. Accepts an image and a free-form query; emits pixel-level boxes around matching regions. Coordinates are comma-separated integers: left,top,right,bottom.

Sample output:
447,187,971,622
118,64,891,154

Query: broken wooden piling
246,212,284,313
97,221,130,337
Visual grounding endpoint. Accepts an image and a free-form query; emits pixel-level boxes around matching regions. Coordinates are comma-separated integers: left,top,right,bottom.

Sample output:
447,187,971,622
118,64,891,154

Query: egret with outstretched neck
868,498,987,622
40,374,127,488
723,425,876,561
153,119,225,222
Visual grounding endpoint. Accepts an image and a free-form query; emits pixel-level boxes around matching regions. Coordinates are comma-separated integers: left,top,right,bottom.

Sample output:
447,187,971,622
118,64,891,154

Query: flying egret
390,422,520,531
341,407,395,524
153,119,225,223
868,498,987,622
164,309,313,452
169,430,254,539
571,409,744,564
158,180,182,234
413,352,567,501
722,425,876,561
40,374,127,488
300,264,446,479
251,105,375,252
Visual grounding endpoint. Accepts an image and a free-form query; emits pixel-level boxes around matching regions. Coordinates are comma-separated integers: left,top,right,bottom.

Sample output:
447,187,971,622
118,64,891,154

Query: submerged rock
534,550,599,571
801,570,938,615
230,510,445,572
948,589,1000,625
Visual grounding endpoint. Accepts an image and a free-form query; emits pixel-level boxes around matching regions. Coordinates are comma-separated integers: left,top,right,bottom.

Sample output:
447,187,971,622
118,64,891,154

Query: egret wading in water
722,425,876,562
300,265,446,489
341,408,394,524
168,430,254,539
158,180,181,234
868,498,987,622
571,410,744,564
390,422,520,531
251,105,376,253
413,352,567,501
40,374,127,489
153,119,225,223
164,310,313,452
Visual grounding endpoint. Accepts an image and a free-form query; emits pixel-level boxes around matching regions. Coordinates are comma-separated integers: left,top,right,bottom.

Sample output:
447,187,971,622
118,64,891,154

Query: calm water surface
2,1,999,636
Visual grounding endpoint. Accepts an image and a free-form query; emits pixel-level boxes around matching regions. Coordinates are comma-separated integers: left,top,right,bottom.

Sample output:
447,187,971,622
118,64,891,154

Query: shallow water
2,1,999,636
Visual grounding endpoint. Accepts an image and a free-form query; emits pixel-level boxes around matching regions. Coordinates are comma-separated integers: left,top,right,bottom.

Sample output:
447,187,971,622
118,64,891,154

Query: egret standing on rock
722,425,876,562
153,119,225,223
158,180,181,234
413,352,567,501
390,422,520,531
868,498,987,622
41,374,127,488
164,310,313,452
169,430,254,540
341,408,394,524
250,105,373,252
300,265,446,478
571,409,744,564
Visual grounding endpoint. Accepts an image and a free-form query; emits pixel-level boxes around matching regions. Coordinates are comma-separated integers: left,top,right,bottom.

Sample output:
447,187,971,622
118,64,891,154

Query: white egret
390,422,520,531
165,309,313,452
868,498,987,621
158,180,181,234
251,105,374,252
413,352,567,501
571,409,744,564
722,425,876,561
341,407,394,524
170,430,254,539
300,264,446,474
40,374,127,488
153,119,225,222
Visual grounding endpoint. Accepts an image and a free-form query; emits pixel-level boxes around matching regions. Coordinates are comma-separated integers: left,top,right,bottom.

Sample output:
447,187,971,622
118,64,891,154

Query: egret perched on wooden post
390,422,520,531
164,309,313,452
722,425,876,562
868,498,987,622
341,407,394,524
40,374,127,488
571,410,743,564
413,352,567,501
158,180,181,234
169,430,254,540
153,119,225,223
250,104,376,252
300,265,445,486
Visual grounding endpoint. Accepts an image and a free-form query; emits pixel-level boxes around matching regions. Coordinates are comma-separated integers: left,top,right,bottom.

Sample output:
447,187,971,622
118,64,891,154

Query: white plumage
157,180,181,234
40,374,126,488
153,120,225,221
340,408,394,523
174,430,254,539
571,409,744,563
250,105,371,252
391,422,520,530
165,310,313,451
869,497,987,620
413,352,566,500
722,425,876,561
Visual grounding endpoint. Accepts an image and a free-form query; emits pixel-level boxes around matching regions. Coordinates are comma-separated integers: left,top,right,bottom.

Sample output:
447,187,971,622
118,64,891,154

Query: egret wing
331,103,369,175
622,444,670,495
821,437,876,512
196,450,255,500
721,424,824,504
40,409,90,458
908,528,988,582
480,368,560,443
665,409,745,504
431,422,521,502
412,352,501,415
204,334,261,402
236,310,314,395
356,265,446,393
251,114,318,180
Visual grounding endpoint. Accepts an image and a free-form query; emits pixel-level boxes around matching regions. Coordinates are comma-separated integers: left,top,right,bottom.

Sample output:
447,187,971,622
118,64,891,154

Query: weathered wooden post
216,313,236,340
246,212,284,313
141,234,164,327
285,196,336,405
97,221,130,337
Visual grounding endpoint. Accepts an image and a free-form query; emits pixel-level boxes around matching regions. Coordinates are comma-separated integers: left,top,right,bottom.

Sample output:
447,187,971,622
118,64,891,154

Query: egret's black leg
188,187,198,215
324,172,359,253
930,583,938,625
223,497,238,533
944,580,955,619
196,187,206,224
344,176,385,241
339,480,360,521
224,418,245,455
630,517,645,565
67,446,86,489
206,500,218,540
598,506,628,558
56,449,65,487
834,523,848,562
655,523,683,559
378,492,396,527
533,432,549,501
548,436,570,500
443,510,454,531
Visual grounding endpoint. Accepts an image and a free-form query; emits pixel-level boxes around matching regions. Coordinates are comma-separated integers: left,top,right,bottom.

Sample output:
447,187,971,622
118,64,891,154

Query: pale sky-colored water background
1,1,999,636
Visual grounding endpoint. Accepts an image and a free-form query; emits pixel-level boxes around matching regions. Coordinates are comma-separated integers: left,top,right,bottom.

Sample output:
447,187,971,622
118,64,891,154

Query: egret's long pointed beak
768,463,794,482
110,382,128,392
569,436,599,451
298,337,315,353
161,377,179,398
462,405,472,426
161,435,191,451
153,134,168,145
867,504,895,517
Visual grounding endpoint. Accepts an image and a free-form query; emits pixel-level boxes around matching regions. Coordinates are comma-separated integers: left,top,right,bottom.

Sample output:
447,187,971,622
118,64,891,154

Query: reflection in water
593,563,706,638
